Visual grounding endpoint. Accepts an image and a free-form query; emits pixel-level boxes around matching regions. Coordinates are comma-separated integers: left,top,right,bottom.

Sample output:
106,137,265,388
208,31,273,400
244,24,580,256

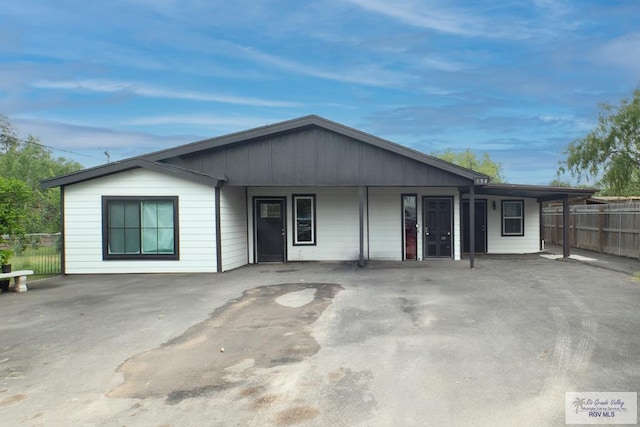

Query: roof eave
40,159,225,189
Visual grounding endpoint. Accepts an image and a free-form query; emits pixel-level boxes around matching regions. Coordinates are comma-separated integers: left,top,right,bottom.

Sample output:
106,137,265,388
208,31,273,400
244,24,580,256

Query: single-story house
41,115,596,274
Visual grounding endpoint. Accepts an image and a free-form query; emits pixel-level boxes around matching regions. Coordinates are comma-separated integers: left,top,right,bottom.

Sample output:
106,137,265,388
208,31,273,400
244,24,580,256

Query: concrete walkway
544,244,640,276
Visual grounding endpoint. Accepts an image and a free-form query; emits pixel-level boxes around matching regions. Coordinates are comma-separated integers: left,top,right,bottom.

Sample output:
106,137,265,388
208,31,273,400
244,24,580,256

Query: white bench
0,270,34,293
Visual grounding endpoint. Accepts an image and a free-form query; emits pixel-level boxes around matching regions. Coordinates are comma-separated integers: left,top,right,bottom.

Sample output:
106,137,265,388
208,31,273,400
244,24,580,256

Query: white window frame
293,194,316,245
501,200,524,236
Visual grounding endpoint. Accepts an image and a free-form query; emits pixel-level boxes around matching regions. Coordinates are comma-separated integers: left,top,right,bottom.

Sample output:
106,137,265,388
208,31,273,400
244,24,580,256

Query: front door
423,197,452,258
255,198,286,262
463,200,487,253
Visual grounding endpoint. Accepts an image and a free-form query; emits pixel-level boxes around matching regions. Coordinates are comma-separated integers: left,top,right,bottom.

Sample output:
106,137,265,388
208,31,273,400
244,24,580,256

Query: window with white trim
293,194,316,245
501,200,524,236
102,196,179,259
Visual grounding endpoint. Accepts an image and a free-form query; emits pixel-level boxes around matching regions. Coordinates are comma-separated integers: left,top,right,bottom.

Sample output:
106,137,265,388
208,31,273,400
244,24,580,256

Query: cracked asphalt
1,253,640,426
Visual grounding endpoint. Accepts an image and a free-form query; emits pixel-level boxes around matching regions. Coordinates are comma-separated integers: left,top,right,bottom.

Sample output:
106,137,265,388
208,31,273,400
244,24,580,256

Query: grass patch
12,246,61,275
633,272,640,282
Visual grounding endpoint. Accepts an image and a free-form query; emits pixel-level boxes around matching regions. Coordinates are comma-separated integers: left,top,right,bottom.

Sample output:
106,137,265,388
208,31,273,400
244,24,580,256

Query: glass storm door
423,198,452,258
255,199,286,262
402,195,418,260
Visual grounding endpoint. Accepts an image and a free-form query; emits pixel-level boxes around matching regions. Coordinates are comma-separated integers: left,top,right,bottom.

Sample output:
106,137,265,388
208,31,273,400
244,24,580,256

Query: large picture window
501,200,524,236
293,194,316,245
102,196,179,259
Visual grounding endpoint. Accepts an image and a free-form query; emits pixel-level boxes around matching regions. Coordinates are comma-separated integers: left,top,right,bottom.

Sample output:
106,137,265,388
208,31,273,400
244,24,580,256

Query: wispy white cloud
344,0,581,40
124,114,283,128
243,47,403,86
237,45,412,87
12,117,198,166
532,0,570,16
594,32,640,75
33,79,302,107
418,86,458,96
345,0,484,37
420,57,466,72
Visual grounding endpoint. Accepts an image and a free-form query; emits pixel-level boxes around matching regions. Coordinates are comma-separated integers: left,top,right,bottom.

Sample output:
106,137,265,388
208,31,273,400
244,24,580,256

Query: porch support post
358,185,365,267
59,186,66,275
215,186,223,272
469,185,475,269
563,195,570,258
539,201,544,251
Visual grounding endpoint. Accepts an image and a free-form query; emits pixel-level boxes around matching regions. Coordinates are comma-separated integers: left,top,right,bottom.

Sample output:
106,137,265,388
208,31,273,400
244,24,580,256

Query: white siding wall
483,196,540,253
220,186,248,271
367,188,400,260
368,187,462,261
247,187,461,263
64,168,217,274
248,187,362,262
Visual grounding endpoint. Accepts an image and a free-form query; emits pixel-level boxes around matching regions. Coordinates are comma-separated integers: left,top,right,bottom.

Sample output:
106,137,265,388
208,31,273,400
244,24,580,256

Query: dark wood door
463,200,487,253
423,198,452,258
255,199,286,262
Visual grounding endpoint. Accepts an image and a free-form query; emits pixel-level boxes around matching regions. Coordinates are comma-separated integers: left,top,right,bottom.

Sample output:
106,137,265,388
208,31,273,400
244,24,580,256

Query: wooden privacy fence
542,203,640,259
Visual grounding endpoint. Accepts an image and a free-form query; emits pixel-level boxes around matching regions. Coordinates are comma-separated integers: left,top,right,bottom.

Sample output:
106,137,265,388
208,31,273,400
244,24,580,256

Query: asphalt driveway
1,254,640,426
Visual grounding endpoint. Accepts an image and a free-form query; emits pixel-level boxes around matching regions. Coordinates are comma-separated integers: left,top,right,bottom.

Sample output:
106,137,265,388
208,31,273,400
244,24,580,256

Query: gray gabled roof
40,115,489,189
142,115,489,182
41,158,225,189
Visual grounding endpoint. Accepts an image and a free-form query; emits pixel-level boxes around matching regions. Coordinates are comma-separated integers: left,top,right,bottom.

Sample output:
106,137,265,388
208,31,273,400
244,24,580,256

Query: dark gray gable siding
162,126,473,187
40,115,487,189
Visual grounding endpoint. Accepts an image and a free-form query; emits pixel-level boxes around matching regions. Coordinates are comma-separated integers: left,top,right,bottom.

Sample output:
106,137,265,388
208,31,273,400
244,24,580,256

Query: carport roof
472,183,598,202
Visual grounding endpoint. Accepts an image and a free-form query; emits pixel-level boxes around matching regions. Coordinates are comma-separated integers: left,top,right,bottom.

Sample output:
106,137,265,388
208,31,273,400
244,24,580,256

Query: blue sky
1,0,639,184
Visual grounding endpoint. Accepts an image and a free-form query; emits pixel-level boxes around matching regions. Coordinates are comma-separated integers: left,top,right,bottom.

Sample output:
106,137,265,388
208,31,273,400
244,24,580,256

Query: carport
464,183,598,267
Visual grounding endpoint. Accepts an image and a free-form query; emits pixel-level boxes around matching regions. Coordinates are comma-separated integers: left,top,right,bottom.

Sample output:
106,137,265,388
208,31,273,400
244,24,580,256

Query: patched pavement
109,283,342,403
1,256,640,426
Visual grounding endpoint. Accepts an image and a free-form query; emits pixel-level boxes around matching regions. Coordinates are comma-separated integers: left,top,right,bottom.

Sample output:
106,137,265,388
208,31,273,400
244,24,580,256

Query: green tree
0,177,35,239
0,116,19,153
0,135,82,188
433,148,504,183
549,179,572,187
0,115,83,232
559,88,640,196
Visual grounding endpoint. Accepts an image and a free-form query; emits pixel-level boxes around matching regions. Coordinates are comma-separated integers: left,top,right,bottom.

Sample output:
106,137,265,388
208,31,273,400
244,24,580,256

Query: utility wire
0,133,97,159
